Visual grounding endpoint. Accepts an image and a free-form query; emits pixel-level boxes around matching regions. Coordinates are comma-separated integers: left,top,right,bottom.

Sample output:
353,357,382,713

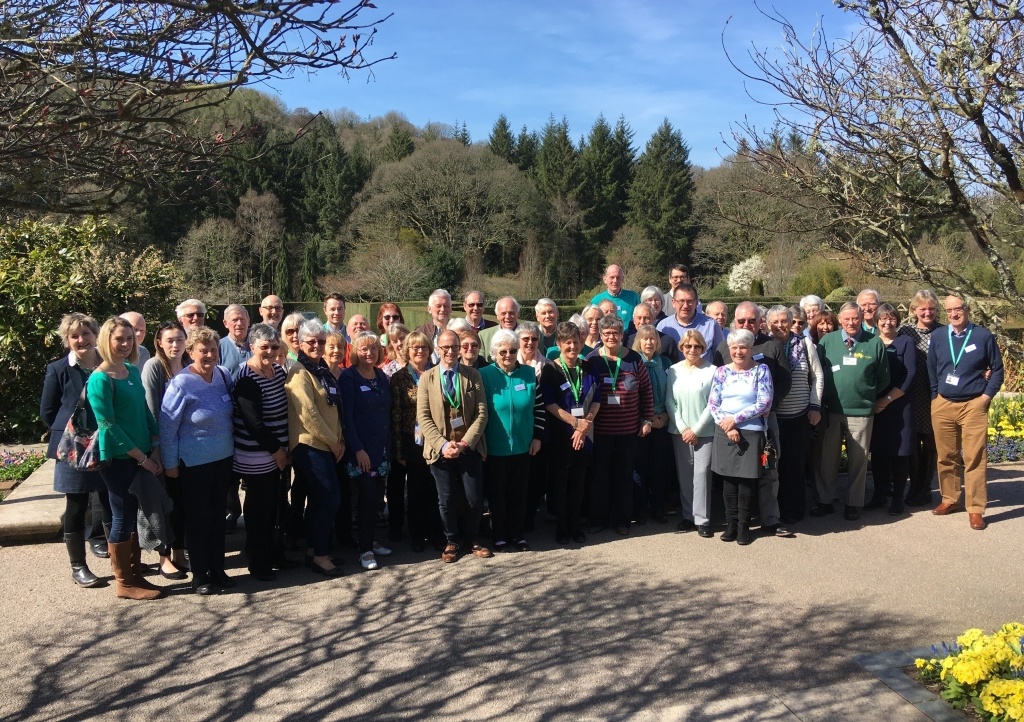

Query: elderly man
591,264,641,325
347,314,369,339
323,293,346,336
535,298,559,354
712,302,793,535
857,289,881,335
628,303,678,362
705,301,728,331
812,302,889,521
928,295,1003,530
119,311,150,369
478,296,520,356
463,290,496,332
657,284,724,364
218,304,252,371
176,299,206,334
416,289,453,362
416,330,491,563
258,295,284,328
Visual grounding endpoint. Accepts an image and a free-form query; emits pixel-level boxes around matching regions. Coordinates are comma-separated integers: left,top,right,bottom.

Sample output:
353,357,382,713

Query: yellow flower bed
916,623,1024,720
989,397,1024,439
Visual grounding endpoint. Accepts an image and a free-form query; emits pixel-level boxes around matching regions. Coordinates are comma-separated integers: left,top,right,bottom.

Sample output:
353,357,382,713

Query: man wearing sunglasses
176,298,207,334
463,290,495,332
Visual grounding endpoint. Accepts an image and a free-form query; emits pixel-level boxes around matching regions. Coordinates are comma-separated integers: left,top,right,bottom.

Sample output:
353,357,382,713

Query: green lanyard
947,325,974,372
440,368,461,409
601,348,622,390
558,359,582,404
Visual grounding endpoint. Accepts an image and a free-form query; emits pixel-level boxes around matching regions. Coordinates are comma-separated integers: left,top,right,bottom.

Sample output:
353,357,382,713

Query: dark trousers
351,472,379,553
633,425,672,519
591,433,640,528
98,458,139,543
286,465,309,538
334,462,354,546
85,490,112,540
69,490,111,536
180,457,232,580
291,444,340,557
906,432,937,502
722,476,757,526
525,445,549,526
777,414,811,522
226,476,242,519
485,453,531,544
548,440,588,535
399,435,442,542
431,450,484,545
870,454,909,505
386,460,407,539
164,473,186,551
242,468,282,573
277,465,293,535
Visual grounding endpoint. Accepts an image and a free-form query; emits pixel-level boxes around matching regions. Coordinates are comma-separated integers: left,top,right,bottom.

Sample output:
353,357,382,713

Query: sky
269,1,856,169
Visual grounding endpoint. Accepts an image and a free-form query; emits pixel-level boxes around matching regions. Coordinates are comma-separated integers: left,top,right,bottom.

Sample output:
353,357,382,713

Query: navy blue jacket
927,322,1003,401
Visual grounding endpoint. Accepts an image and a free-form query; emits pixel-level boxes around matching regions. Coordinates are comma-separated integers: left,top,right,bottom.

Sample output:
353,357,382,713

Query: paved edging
854,648,966,721
0,458,62,543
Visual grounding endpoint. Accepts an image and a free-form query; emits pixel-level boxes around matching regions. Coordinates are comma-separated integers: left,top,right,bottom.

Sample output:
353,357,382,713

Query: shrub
0,219,178,441
727,254,767,294
789,259,845,298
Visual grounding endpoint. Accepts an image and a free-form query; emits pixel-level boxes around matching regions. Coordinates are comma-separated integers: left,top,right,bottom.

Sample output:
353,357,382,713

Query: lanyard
558,359,582,403
406,363,422,386
948,325,973,371
440,367,461,409
601,348,622,389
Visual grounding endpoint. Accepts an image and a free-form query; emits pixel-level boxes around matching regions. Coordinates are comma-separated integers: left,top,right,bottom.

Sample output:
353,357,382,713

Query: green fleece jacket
818,329,890,417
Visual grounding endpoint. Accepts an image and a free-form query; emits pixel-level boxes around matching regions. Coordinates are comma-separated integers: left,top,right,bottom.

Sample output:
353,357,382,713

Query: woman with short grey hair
516,322,550,378
640,286,667,322
488,328,520,361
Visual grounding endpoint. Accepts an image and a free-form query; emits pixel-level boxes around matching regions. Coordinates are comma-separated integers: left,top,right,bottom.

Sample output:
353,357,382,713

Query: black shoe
555,531,570,544
71,563,101,588
844,506,861,521
614,526,630,536
271,557,301,570
194,582,218,595
650,512,668,524
676,518,696,532
864,496,886,510
697,524,714,538
809,503,835,517
737,524,752,546
88,538,109,559
250,570,278,582
514,539,530,552
210,571,236,588
761,523,779,536
309,561,345,577
159,565,187,581
571,530,587,544
410,540,426,553
888,501,906,516
721,523,738,542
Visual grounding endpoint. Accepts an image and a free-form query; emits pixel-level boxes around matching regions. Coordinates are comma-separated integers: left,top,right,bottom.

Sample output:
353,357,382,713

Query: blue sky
269,1,855,169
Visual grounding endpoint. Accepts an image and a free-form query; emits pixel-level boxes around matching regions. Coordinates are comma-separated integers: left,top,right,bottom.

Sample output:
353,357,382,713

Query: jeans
431,450,484,546
291,444,341,556
180,457,232,580
99,459,140,543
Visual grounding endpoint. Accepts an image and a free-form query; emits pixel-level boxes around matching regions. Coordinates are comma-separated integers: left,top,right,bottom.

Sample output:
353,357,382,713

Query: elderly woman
540,322,601,543
141,321,189,579
586,314,654,535
160,327,236,595
789,306,807,337
709,329,774,545
232,323,292,581
767,305,824,524
516,322,550,378
517,321,552,531
87,316,163,600
641,286,667,323
380,322,409,378
666,330,717,537
457,328,488,370
480,329,545,552
866,303,917,514
325,332,349,376
799,295,825,338
631,324,672,524
810,310,837,343
535,299,559,354
281,312,306,366
41,313,111,587
898,289,943,507
340,331,394,571
390,331,442,551
285,319,345,577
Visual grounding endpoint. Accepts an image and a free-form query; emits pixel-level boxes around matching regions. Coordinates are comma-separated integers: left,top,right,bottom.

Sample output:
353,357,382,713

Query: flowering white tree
727,254,767,295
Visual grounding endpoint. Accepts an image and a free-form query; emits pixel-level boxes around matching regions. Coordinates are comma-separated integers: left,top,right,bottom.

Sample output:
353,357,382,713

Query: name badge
604,376,614,385
831,364,841,372
328,387,337,395
606,394,620,405
451,416,465,429
222,394,232,403
414,424,423,446
571,406,585,417
514,383,526,392
945,374,960,386
360,385,371,392
753,353,764,361
964,344,977,353
560,382,571,391
842,356,858,366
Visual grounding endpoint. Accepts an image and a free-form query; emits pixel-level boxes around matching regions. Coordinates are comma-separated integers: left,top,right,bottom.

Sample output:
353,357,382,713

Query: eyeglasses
466,302,484,308
303,339,326,347
409,345,429,353
673,298,696,305
268,344,281,351
735,318,757,326
496,349,515,356
382,314,401,321
261,305,283,311
682,344,704,351
460,343,480,350
600,331,622,337
284,328,298,335
945,306,965,314
437,345,457,353
520,337,538,344
182,311,202,319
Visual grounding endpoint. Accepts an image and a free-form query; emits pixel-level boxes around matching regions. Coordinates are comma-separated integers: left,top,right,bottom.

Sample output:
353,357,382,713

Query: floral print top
708,363,774,431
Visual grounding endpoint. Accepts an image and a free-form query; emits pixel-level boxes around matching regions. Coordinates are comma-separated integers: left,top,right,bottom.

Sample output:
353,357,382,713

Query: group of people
39,264,1003,598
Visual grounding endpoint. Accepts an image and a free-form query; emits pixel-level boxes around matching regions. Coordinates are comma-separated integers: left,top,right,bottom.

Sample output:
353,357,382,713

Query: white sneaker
372,542,393,556
360,551,379,570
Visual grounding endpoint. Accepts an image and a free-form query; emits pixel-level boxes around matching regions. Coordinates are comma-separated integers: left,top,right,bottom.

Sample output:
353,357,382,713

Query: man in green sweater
811,302,890,521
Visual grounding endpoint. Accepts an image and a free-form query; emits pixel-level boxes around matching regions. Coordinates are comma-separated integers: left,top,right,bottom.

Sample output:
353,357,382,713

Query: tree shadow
2,551,924,721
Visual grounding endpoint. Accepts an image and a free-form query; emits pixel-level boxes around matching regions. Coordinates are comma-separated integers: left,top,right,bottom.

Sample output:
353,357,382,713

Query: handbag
56,386,108,472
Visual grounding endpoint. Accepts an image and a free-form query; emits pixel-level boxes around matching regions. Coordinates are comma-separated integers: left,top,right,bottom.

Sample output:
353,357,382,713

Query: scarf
297,351,339,406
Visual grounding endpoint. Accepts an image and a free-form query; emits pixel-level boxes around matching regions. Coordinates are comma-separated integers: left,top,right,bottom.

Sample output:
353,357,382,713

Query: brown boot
130,533,163,592
109,541,162,600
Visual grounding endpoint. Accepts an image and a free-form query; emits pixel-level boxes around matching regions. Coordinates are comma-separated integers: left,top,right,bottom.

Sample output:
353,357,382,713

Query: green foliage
0,219,177,440
300,236,321,302
825,286,855,304
750,278,765,296
514,125,540,172
421,245,464,292
789,259,846,297
382,124,415,164
535,116,580,200
963,259,1001,293
488,115,516,163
